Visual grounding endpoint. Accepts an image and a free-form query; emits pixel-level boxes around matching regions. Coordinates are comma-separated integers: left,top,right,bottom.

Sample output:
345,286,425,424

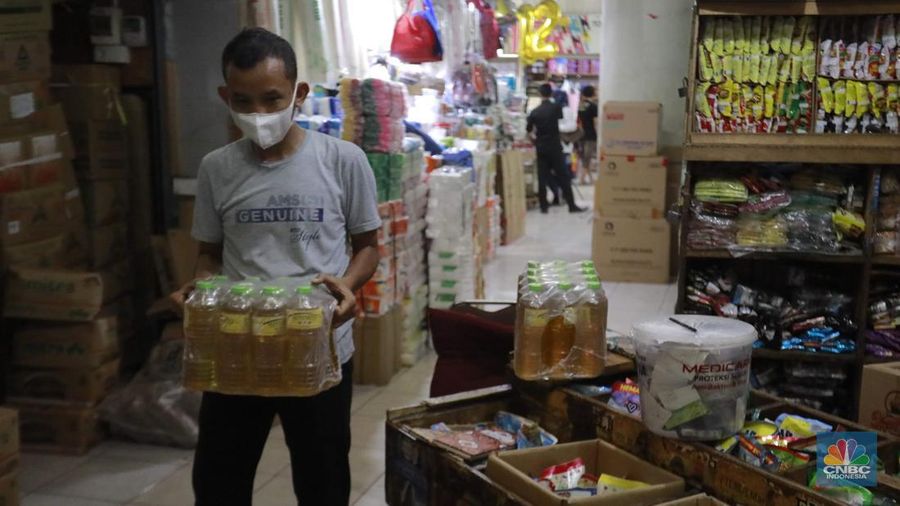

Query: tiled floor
19,184,676,505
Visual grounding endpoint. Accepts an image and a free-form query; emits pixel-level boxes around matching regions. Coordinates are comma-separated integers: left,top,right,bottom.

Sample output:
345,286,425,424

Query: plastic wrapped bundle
687,200,738,250
783,208,840,252
694,178,750,203
736,214,788,248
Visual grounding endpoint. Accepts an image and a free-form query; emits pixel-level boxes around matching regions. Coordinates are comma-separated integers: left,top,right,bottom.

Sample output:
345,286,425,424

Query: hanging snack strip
696,16,815,133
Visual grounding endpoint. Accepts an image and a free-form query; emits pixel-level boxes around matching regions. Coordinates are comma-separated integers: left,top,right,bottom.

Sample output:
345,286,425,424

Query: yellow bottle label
220,313,250,334
524,309,548,327
287,308,323,330
253,316,285,336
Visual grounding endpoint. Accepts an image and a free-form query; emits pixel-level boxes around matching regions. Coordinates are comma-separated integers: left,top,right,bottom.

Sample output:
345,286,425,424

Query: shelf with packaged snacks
683,134,900,163
698,1,900,17
685,248,867,263
753,348,859,362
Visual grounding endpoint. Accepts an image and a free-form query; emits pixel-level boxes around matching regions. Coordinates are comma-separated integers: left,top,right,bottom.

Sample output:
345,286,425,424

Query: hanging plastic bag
469,0,501,59
391,0,444,64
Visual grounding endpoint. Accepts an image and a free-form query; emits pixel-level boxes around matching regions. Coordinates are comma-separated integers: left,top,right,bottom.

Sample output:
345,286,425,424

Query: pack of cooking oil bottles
183,277,341,396
514,260,608,381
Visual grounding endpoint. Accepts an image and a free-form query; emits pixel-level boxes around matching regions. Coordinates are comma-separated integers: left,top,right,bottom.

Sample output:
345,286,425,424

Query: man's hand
313,274,357,328
169,279,198,318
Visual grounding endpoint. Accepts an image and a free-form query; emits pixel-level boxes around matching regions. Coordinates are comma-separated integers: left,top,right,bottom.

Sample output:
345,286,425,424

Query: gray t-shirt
192,130,382,364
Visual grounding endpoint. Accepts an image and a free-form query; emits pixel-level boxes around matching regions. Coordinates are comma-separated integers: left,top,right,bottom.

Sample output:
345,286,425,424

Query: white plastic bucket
632,315,758,441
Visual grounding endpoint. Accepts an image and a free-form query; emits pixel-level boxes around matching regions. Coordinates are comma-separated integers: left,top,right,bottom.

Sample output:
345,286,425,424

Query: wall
600,0,693,146
556,0,601,15
166,0,240,177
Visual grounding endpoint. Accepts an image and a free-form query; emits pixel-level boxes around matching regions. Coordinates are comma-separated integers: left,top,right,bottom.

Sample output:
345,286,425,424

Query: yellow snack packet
764,84,776,118
845,79,857,118
870,82,886,119
750,16,762,54
732,55,743,82
699,46,714,81
791,16,808,55
781,16,795,55
834,80,847,116
732,81,743,117
887,84,899,112
749,54,761,83
802,17,816,55
711,53,724,82
817,78,834,114
759,16,771,54
742,85,755,118
742,54,752,82
702,18,715,52
770,17,784,54
723,54,734,80
759,54,772,84
855,81,870,118
723,18,735,55
733,16,746,54
802,52,815,81
718,81,734,117
696,82,712,117
778,55,792,82
597,474,650,494
752,85,764,119
790,55,802,83
713,18,725,56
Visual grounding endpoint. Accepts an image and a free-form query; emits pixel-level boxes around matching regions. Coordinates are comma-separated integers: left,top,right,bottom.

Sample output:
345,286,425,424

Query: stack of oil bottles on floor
514,260,609,380
182,276,339,396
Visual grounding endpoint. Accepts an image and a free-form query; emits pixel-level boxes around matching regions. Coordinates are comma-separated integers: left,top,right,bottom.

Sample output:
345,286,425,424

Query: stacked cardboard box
592,102,671,283
398,145,428,366
498,149,527,245
0,408,20,506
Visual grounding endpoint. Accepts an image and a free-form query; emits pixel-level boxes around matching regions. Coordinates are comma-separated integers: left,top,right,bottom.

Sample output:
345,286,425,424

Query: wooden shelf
698,0,900,16
685,249,865,264
684,134,900,164
753,349,858,363
865,355,900,364
872,256,900,267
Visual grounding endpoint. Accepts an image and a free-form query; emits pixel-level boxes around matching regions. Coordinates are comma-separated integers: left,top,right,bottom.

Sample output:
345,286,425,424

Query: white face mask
229,82,299,149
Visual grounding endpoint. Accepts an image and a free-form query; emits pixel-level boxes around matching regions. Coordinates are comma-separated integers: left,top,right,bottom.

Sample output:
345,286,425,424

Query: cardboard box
4,268,106,321
88,222,127,268
52,64,121,88
94,45,130,64
859,362,900,436
0,104,74,160
9,359,120,405
12,316,119,368
0,32,50,84
0,409,19,460
601,102,661,157
486,439,684,506
595,154,668,219
56,84,126,122
657,494,729,506
79,178,129,226
1,232,85,269
100,258,132,302
354,306,399,386
0,184,71,246
592,215,670,284
9,400,104,454
0,0,51,34
0,471,19,506
0,81,51,124
70,122,128,179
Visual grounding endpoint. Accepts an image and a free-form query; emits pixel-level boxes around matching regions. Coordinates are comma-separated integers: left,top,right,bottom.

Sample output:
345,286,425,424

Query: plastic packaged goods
575,281,608,376
632,316,758,440
542,282,577,371
183,281,218,391
286,285,340,395
217,284,255,391
252,286,287,394
515,282,546,380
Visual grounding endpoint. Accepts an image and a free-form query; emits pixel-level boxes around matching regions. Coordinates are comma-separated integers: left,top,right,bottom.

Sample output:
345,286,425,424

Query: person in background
170,28,381,506
527,83,586,214
577,85,599,185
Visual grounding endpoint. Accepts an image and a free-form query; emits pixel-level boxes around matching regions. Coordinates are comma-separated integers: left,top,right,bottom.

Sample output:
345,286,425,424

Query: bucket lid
632,315,757,348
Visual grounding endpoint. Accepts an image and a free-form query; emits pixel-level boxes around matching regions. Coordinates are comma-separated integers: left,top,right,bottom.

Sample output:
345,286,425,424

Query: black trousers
193,360,354,506
536,147,576,211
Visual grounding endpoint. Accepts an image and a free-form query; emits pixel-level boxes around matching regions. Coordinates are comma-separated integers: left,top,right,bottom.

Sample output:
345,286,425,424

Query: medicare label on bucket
816,432,876,487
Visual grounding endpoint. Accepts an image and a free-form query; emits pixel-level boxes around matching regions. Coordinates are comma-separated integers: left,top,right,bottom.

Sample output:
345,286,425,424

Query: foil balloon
517,0,564,65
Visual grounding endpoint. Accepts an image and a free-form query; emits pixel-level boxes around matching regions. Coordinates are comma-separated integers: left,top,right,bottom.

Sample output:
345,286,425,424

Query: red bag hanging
391,0,443,64
469,0,501,59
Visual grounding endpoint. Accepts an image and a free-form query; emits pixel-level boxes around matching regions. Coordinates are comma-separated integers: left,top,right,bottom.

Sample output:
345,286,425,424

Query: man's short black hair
221,27,297,82
538,83,553,98
582,85,596,98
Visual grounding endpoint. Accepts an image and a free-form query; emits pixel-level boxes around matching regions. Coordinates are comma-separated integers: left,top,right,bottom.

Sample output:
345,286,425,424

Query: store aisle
17,184,675,506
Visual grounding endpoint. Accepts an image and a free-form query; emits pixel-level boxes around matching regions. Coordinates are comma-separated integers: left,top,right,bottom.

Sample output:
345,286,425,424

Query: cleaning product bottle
183,280,219,390
252,286,287,393
286,285,327,393
515,282,547,380
542,281,576,377
217,284,255,392
575,280,608,377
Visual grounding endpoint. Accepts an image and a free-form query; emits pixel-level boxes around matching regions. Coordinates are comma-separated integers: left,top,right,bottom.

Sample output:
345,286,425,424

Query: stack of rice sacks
399,137,429,364
427,166,477,309
340,78,408,202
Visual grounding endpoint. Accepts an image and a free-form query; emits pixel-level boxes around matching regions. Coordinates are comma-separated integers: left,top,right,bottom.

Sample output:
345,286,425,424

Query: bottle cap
262,286,283,296
527,260,540,269
587,281,602,289
230,285,252,296
296,285,313,295
582,260,595,268
211,275,229,283
559,281,574,290
528,282,543,293
196,281,214,290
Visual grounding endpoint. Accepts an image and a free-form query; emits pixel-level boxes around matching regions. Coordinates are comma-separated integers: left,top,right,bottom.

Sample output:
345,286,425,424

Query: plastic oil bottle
515,282,547,380
183,280,219,390
252,286,287,393
286,285,326,393
575,280,608,377
542,281,576,377
217,284,255,392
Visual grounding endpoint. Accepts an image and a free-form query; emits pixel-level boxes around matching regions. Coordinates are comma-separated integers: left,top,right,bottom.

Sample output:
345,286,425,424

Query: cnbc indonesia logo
818,433,876,487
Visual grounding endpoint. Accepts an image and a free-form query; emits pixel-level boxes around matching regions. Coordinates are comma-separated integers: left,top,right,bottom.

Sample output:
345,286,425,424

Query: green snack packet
663,399,709,430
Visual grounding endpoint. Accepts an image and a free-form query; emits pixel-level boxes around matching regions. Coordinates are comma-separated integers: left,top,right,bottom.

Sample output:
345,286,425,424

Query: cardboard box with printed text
592,215,670,284
4,268,106,321
859,362,900,437
9,359,120,405
601,102,661,157
594,154,668,219
12,315,119,368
